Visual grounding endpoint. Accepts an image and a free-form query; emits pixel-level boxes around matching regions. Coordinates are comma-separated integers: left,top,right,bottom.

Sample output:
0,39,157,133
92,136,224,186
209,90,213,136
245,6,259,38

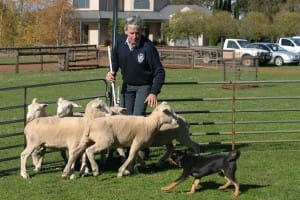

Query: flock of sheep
20,97,200,179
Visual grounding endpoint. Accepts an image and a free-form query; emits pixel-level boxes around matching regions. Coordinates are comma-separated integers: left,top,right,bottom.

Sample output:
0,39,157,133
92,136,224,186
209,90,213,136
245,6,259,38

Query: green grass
0,67,300,200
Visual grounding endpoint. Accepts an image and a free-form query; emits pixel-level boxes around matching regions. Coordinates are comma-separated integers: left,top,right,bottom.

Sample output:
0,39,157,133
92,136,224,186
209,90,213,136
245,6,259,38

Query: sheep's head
84,98,111,119
151,102,178,128
26,98,48,122
56,97,81,117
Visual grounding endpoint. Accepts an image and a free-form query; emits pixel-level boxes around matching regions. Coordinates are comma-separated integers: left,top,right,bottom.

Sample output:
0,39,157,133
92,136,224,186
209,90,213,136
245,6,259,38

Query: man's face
125,26,140,47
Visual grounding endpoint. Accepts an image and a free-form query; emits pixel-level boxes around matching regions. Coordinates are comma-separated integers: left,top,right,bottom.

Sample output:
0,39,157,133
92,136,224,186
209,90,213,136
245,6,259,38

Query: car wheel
274,57,283,66
241,55,253,67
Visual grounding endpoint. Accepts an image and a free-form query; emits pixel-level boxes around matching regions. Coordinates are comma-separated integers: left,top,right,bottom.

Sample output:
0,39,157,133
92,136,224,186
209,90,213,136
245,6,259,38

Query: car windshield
266,44,286,51
237,40,255,48
291,38,300,46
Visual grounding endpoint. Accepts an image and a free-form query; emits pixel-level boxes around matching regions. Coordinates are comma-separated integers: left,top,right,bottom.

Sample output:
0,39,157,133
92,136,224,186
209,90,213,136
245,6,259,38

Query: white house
73,0,211,46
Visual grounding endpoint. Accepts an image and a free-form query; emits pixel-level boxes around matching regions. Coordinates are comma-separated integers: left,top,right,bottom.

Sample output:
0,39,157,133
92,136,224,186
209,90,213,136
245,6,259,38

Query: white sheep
56,97,127,166
81,102,178,177
27,97,83,167
151,115,200,166
20,98,114,179
56,97,82,117
26,98,48,122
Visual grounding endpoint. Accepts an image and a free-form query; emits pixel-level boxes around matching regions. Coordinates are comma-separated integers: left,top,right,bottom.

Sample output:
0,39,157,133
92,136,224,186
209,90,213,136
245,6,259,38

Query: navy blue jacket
111,35,165,95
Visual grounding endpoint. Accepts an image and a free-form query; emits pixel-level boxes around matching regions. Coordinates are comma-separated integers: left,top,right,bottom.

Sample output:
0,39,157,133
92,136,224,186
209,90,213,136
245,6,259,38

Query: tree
13,0,79,46
238,0,287,21
239,12,271,42
162,9,207,47
280,0,300,12
0,1,19,47
273,12,300,37
206,11,238,45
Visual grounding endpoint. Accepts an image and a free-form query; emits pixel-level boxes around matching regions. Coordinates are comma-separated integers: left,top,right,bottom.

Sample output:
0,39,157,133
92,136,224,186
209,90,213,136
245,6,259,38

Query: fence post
39,48,44,72
16,49,19,73
231,57,237,150
64,51,69,71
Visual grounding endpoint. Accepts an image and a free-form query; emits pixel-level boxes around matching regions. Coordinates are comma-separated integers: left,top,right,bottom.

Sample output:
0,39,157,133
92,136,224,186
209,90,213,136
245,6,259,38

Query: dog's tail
226,149,240,162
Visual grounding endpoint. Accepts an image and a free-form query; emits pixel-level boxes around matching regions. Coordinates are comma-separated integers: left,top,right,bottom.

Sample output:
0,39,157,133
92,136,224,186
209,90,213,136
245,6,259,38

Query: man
106,15,165,159
106,15,165,115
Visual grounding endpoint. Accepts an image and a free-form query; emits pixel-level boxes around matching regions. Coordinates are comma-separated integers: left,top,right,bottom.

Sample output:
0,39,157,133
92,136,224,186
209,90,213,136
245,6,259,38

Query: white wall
89,29,98,45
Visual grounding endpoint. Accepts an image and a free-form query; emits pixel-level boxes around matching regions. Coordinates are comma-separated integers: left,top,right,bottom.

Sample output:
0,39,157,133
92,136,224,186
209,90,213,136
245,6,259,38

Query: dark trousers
120,84,151,116
120,84,152,159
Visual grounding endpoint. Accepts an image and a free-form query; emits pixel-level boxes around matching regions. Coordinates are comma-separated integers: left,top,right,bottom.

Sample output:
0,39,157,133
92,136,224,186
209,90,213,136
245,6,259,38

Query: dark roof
76,4,211,22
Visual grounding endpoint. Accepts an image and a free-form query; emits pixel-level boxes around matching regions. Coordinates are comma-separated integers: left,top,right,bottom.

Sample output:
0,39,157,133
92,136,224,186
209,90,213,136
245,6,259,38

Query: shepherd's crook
108,46,117,106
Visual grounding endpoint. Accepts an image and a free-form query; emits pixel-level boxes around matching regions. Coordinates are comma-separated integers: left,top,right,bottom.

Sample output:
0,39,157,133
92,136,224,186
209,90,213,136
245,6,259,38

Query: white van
277,37,300,55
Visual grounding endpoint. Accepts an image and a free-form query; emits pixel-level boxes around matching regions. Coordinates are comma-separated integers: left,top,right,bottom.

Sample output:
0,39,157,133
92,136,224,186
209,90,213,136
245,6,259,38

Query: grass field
0,67,299,200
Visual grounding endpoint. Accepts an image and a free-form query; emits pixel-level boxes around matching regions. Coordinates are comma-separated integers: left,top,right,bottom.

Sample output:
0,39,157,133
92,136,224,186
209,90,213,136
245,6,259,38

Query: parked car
277,37,300,55
252,42,300,66
223,39,272,66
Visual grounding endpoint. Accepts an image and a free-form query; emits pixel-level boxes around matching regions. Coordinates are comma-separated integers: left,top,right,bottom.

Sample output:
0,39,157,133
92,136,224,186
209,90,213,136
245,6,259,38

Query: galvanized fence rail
0,78,108,175
161,80,300,150
1,78,300,176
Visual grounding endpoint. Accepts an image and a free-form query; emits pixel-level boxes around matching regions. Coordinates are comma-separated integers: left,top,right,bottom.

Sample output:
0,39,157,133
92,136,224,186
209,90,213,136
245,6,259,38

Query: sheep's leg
32,147,47,171
156,143,174,167
99,150,108,165
20,146,36,179
79,153,90,177
85,144,108,177
116,148,127,163
60,150,68,165
118,141,141,177
61,145,85,179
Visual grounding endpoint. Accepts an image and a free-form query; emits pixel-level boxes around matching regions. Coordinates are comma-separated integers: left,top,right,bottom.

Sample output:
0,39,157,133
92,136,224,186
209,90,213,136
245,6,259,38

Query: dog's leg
232,180,240,197
218,176,232,190
187,178,200,194
219,176,240,197
161,176,187,191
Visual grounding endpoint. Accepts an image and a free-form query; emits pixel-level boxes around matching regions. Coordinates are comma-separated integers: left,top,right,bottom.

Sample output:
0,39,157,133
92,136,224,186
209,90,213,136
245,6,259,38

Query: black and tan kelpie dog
161,150,241,197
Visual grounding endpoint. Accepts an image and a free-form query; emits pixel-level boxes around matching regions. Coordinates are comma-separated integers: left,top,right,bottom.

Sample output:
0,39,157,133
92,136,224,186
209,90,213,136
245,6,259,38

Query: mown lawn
0,67,299,200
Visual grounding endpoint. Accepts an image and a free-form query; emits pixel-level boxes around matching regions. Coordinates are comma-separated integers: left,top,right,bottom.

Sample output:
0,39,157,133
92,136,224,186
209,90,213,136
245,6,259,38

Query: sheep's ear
161,101,168,105
32,98,38,103
71,102,81,108
119,107,127,114
42,104,48,108
159,123,179,131
57,97,64,103
111,106,126,114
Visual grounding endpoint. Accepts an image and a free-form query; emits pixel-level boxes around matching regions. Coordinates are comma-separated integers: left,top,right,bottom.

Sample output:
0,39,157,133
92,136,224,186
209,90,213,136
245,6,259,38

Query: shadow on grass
199,181,268,194
166,181,269,196
0,144,252,178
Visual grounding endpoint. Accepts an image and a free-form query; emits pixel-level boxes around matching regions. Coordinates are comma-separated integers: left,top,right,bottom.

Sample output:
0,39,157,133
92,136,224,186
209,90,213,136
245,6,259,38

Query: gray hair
124,16,143,31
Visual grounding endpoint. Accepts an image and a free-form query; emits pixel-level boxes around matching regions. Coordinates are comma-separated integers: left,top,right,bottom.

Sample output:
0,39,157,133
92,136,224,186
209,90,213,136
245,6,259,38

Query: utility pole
98,0,101,46
112,0,118,49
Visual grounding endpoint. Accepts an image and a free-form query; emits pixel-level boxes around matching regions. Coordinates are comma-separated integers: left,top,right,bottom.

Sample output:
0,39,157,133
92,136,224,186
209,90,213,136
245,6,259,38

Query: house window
134,0,150,9
74,0,89,8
